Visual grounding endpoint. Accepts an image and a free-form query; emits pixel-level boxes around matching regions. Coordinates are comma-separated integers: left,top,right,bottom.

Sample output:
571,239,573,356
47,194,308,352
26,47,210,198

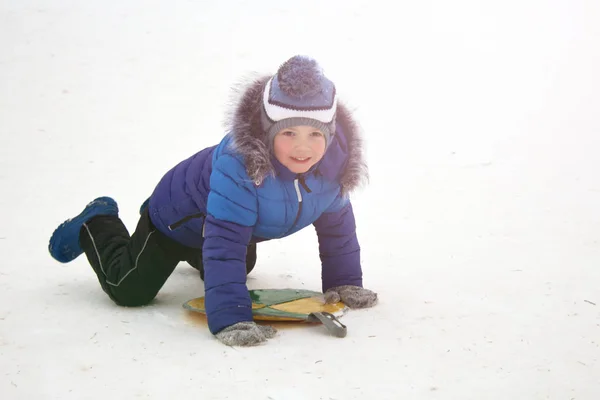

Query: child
48,55,378,346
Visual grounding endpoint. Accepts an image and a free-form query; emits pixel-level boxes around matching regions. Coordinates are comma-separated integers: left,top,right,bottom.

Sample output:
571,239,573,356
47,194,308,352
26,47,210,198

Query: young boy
49,55,378,346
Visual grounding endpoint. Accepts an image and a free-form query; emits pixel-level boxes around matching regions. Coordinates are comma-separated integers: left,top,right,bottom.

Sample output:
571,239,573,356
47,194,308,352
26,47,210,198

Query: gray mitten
215,321,277,346
324,285,378,308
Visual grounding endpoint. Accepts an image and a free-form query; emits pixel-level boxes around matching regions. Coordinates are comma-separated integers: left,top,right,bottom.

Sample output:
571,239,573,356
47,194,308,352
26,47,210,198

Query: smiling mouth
291,157,311,163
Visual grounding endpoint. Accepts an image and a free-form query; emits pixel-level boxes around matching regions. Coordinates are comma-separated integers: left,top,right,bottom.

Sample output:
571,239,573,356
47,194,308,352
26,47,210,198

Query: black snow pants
79,208,257,306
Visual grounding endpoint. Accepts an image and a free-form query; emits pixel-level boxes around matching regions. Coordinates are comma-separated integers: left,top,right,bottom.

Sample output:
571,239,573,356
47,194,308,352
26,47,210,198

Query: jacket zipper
168,212,205,231
282,175,310,236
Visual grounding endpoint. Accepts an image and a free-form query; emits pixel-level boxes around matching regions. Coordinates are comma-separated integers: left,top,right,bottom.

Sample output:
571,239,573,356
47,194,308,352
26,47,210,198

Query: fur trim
334,101,369,195
224,75,368,194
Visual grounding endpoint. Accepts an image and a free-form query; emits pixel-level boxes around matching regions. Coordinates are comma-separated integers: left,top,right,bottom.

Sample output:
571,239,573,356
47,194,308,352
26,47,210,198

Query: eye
311,131,324,137
282,131,295,137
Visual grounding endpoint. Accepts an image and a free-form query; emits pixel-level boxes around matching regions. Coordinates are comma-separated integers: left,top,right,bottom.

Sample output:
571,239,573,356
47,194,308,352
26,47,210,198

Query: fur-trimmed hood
224,75,368,195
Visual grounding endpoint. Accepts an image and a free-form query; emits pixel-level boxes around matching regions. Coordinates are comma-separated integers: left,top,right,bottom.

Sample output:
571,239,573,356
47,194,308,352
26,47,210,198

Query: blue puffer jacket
147,77,367,334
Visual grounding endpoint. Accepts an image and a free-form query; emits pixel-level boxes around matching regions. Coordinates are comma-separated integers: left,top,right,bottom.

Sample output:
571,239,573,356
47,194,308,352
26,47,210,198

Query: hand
324,285,378,308
215,321,277,346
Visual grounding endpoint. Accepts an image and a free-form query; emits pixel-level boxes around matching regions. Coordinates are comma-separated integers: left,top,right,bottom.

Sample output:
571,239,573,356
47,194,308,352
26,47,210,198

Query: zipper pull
298,175,312,193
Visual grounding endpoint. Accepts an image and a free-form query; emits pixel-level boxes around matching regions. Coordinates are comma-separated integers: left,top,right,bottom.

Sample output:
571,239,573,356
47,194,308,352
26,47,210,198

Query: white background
1,0,599,398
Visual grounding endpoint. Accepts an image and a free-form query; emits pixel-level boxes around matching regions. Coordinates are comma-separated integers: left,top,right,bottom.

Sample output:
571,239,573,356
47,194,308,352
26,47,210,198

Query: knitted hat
261,56,338,148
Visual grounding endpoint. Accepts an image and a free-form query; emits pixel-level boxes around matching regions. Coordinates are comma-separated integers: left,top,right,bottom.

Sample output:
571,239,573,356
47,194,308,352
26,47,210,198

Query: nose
293,141,311,155
292,137,307,148
294,133,312,147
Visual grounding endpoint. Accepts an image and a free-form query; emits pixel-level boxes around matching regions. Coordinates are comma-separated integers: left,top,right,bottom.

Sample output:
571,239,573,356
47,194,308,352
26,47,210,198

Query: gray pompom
277,55,323,98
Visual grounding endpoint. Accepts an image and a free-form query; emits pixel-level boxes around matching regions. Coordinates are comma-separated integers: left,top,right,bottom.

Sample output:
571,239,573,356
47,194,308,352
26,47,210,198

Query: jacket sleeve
313,195,363,292
203,154,257,334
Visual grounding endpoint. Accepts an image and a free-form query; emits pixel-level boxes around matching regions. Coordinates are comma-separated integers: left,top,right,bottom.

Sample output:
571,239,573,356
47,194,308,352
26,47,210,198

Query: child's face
273,125,327,174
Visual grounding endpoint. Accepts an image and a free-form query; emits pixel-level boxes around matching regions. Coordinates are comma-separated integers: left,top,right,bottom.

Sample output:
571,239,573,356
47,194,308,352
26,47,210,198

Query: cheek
273,137,291,159
312,138,326,156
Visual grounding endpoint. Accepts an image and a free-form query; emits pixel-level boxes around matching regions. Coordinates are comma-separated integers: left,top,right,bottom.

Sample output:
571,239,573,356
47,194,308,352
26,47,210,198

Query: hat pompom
277,56,323,98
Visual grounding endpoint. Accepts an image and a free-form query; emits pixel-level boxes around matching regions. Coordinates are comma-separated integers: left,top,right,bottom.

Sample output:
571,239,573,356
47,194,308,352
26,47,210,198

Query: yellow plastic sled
184,288,348,337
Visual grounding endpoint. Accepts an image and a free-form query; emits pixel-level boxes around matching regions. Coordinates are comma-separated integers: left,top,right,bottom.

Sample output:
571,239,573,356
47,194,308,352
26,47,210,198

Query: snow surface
1,0,600,399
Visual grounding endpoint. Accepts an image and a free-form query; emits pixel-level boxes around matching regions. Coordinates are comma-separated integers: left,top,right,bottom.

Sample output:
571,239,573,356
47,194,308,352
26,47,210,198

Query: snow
1,0,599,398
